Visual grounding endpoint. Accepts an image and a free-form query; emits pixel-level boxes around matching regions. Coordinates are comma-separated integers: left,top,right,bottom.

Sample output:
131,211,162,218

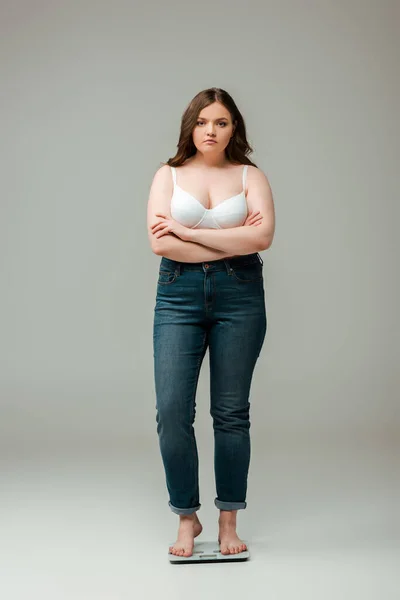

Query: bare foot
218,510,247,555
169,513,203,557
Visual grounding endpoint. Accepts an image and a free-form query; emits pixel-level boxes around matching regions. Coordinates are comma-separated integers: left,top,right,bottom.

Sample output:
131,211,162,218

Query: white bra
170,165,248,229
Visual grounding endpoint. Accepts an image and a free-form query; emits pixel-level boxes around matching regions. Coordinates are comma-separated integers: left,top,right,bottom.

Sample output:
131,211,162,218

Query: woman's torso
169,162,249,259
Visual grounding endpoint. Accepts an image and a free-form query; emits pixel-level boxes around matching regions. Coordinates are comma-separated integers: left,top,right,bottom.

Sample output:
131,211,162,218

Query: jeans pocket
158,270,178,285
230,263,263,283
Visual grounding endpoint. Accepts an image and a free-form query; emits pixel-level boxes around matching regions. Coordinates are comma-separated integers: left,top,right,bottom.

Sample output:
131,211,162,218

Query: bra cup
170,193,204,227
171,187,248,230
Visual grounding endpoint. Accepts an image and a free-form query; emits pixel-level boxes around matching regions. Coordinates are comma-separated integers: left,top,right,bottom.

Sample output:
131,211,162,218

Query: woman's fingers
151,221,165,230
153,222,170,237
246,210,261,223
247,212,263,227
244,212,257,226
156,227,170,238
151,220,167,234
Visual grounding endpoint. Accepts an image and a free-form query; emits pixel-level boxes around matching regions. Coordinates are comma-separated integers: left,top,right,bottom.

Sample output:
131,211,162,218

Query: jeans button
204,263,209,268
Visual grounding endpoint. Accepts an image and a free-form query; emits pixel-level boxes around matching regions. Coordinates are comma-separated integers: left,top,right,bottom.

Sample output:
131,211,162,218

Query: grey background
1,1,398,598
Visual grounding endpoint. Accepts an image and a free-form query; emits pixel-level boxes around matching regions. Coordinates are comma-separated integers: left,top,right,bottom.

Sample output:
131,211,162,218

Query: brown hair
163,87,257,168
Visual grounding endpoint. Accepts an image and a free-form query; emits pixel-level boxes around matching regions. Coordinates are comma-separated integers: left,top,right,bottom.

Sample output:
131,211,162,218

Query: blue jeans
153,252,267,515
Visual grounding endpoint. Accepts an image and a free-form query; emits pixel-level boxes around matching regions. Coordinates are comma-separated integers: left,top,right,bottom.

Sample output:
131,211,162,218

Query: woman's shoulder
153,162,173,178
242,165,271,192
150,164,174,192
231,162,260,171
246,164,267,176
156,162,172,173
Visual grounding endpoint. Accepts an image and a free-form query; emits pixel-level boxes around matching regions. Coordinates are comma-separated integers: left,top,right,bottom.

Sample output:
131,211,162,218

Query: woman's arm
186,167,275,254
153,234,237,262
188,226,267,255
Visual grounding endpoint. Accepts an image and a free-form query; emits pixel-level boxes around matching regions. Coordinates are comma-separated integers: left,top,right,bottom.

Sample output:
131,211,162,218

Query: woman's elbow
151,241,161,255
149,235,160,255
259,235,272,251
260,223,275,249
151,236,169,255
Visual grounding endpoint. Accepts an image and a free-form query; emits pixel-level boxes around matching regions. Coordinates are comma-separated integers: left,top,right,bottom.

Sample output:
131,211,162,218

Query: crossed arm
151,235,239,262
147,164,275,262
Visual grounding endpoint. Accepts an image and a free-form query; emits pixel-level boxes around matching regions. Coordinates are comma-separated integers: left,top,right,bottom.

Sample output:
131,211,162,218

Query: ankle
179,513,197,522
219,519,237,527
218,510,237,526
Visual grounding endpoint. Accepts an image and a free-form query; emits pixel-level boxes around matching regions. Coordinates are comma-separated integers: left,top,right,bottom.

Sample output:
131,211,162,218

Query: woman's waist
159,252,262,272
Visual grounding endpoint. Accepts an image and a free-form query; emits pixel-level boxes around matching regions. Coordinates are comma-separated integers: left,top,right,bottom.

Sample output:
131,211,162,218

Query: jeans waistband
160,252,263,273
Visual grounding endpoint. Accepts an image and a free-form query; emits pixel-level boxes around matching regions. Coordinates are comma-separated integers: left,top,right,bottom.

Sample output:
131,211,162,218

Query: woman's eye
196,121,227,126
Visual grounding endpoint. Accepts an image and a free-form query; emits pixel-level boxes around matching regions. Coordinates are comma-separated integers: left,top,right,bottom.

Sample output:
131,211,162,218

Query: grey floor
0,437,398,600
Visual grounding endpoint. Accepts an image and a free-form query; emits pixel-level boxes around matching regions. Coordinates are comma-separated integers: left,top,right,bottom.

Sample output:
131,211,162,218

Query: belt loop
257,252,264,266
175,263,181,276
223,258,232,274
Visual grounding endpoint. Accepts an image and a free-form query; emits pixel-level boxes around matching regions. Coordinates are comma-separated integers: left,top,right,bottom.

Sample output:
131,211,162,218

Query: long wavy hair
162,87,257,168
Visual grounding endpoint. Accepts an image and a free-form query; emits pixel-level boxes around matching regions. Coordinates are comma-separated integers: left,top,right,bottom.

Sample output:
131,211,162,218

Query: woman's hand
151,214,192,241
151,210,263,242
244,210,263,227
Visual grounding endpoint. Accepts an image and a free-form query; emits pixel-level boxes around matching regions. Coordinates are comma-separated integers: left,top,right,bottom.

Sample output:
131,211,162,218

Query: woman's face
192,101,236,154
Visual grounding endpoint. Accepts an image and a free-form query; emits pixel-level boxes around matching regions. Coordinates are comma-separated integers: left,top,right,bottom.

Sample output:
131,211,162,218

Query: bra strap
170,166,177,187
242,165,248,191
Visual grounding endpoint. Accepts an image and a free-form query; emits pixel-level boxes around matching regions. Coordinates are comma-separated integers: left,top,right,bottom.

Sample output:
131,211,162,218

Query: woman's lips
204,140,217,144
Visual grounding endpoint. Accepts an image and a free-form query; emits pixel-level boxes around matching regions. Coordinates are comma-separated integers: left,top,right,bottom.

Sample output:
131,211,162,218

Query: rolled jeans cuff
168,501,201,515
214,498,247,511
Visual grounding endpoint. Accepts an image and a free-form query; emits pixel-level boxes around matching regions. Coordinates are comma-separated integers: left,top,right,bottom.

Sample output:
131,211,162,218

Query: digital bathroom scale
168,540,250,564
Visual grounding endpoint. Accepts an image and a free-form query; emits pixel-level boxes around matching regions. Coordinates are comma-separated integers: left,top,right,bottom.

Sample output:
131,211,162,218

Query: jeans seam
189,330,207,506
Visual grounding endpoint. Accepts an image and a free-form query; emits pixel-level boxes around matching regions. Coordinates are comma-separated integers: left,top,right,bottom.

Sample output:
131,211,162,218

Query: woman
147,87,275,558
